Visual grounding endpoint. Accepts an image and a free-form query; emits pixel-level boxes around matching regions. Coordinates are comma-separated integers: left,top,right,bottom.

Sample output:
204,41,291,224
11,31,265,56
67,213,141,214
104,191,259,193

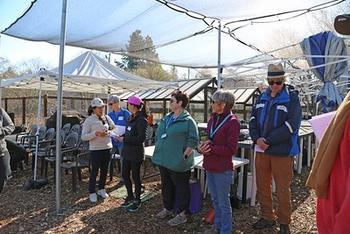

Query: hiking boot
155,208,172,219
89,193,97,203
167,213,187,226
97,189,109,199
252,218,275,229
121,196,134,208
127,200,141,212
279,224,290,234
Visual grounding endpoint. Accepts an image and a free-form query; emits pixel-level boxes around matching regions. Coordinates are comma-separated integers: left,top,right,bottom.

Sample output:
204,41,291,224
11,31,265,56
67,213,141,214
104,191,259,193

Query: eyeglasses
108,103,113,106
211,100,221,105
268,80,283,86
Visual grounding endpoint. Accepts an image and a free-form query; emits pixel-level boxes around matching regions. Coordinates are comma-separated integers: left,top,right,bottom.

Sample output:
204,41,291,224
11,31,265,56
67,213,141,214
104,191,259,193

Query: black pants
6,139,26,170
89,149,111,194
122,159,142,201
159,166,191,214
0,151,11,193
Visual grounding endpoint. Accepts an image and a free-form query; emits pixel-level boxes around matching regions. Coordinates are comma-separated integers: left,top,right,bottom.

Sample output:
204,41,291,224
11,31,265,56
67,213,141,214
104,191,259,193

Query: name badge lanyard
162,116,177,138
209,114,232,141
165,116,177,131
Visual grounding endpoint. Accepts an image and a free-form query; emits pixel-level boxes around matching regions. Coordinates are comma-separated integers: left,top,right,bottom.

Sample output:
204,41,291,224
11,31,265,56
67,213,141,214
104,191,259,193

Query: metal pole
107,86,111,113
0,79,2,108
217,22,222,90
0,35,2,106
33,77,44,180
56,0,68,215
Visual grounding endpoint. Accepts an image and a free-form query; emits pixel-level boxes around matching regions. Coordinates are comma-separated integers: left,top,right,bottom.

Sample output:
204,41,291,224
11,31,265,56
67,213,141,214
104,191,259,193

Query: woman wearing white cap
81,98,116,203
116,95,148,212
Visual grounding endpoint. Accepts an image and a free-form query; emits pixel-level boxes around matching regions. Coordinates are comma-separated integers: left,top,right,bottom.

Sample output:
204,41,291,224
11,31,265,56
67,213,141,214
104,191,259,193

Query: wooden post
44,94,48,117
22,97,26,125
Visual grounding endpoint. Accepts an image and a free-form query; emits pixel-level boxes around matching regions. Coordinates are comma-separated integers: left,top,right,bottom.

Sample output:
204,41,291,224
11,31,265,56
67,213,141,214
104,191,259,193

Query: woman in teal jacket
152,90,198,226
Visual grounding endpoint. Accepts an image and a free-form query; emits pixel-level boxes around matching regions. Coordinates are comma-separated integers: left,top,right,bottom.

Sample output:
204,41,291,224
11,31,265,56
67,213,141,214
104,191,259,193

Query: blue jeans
207,170,233,234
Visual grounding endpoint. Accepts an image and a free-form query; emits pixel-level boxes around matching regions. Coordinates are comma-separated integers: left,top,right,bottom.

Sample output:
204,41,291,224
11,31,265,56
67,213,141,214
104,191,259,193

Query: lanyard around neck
210,114,232,140
165,115,179,130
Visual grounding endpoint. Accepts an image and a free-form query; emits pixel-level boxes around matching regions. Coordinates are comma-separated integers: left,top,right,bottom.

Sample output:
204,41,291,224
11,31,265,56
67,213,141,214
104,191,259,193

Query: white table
144,146,250,201
193,155,249,200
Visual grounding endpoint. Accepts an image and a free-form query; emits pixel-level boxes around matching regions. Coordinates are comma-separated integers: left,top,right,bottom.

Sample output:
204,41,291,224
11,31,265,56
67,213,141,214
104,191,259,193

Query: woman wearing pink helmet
116,95,148,212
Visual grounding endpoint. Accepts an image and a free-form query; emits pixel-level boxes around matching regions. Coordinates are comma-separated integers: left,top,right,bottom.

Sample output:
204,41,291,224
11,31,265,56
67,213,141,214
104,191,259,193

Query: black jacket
121,111,148,162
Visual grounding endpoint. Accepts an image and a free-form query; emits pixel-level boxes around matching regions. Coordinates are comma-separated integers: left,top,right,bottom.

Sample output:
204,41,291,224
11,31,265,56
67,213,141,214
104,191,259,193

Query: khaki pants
255,152,294,224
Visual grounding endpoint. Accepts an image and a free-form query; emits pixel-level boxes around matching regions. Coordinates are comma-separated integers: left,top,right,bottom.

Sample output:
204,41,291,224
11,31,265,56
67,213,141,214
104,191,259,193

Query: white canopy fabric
2,0,344,68
0,51,172,93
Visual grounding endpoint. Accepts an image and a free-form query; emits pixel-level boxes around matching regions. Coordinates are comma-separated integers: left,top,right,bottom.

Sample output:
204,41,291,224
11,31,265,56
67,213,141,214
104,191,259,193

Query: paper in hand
110,125,126,137
254,144,265,153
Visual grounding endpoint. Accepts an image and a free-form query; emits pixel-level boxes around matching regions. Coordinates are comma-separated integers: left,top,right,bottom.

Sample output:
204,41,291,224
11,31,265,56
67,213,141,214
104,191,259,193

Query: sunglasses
268,80,283,85
211,100,221,105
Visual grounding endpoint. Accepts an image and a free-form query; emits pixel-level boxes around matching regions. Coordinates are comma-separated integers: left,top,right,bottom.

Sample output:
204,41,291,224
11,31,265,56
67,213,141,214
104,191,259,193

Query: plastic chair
62,123,71,136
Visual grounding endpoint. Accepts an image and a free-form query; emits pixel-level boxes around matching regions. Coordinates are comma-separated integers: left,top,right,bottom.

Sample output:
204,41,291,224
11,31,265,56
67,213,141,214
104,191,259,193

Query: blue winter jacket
249,85,302,156
108,108,131,147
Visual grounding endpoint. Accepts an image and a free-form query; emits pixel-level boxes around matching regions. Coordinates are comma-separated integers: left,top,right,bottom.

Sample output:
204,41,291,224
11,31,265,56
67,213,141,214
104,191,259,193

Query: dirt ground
0,163,317,234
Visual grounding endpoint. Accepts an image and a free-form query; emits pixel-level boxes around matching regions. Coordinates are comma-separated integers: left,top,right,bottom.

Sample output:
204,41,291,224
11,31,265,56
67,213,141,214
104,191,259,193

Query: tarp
2,0,343,68
0,51,172,93
300,31,348,112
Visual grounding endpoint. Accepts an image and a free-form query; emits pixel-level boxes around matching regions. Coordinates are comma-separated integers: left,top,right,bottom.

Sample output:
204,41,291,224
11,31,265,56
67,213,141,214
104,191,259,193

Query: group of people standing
80,63,303,234
81,94,147,212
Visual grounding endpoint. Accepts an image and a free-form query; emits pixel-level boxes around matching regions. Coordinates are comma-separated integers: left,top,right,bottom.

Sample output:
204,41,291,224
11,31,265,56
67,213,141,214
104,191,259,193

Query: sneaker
97,189,109,199
279,224,290,234
155,208,172,219
127,200,141,212
252,218,276,229
121,196,134,208
167,213,187,226
203,225,219,234
89,193,97,203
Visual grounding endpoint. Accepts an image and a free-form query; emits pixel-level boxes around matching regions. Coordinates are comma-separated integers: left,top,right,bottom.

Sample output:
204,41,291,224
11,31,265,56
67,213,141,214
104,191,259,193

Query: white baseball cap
91,98,106,107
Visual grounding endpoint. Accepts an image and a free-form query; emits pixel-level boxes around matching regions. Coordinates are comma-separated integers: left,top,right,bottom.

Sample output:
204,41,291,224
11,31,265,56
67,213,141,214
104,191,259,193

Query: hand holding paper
110,125,126,137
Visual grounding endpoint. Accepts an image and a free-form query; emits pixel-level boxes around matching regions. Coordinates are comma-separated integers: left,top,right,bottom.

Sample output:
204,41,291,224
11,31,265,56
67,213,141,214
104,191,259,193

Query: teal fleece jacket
152,110,199,172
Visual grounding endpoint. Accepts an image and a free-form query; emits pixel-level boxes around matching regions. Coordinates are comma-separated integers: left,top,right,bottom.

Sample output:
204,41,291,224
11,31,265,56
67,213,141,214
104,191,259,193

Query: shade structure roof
0,51,172,93
2,0,344,68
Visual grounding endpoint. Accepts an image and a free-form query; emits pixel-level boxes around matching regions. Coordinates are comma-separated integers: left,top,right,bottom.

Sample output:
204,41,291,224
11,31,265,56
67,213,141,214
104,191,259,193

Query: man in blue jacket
108,95,131,186
249,63,302,234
